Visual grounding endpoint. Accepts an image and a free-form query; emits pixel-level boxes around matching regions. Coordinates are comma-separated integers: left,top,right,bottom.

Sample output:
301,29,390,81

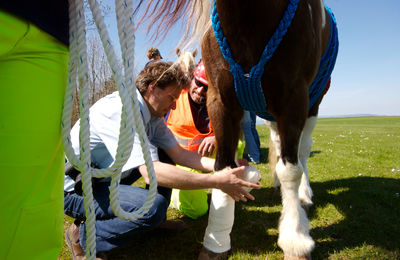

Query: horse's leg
268,115,316,210
210,98,241,170
275,115,314,259
200,172,235,259
205,65,242,170
200,165,260,260
199,74,243,258
298,116,317,209
266,120,281,191
199,30,251,257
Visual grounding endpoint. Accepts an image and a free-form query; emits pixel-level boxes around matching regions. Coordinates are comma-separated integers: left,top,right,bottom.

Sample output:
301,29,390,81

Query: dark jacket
0,0,69,46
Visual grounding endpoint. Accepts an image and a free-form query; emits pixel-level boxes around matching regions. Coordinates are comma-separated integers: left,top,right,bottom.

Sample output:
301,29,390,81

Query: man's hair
146,47,161,60
135,61,189,95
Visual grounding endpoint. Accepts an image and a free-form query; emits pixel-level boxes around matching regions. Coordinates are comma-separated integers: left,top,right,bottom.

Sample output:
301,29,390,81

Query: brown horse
136,1,338,259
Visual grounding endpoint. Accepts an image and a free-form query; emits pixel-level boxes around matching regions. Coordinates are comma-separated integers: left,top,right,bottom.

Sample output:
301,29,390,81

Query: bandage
203,165,261,253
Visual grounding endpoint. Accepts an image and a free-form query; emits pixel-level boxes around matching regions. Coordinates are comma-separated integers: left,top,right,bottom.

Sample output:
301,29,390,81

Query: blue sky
103,0,400,116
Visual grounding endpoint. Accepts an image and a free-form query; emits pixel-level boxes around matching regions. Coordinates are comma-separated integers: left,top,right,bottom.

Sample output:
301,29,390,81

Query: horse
136,1,338,259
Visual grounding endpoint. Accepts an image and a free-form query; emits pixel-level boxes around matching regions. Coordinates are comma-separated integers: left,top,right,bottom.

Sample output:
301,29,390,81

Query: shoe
65,223,108,260
248,155,260,164
65,223,86,260
244,153,260,164
156,220,187,232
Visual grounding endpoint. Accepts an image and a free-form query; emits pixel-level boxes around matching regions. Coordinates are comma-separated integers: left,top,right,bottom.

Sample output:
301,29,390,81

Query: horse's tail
135,0,211,50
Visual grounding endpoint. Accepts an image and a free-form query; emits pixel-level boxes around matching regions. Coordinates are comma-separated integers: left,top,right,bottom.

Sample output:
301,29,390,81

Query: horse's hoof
198,246,230,260
283,254,311,260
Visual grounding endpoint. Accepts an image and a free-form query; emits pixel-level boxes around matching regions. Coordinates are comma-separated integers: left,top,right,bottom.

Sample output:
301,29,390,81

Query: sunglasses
194,78,208,91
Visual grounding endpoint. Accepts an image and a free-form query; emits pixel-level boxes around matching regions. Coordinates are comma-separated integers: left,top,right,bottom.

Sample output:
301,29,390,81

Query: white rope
62,1,158,259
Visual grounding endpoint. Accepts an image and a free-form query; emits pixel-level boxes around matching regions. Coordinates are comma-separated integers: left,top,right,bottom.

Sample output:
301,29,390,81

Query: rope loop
63,1,158,258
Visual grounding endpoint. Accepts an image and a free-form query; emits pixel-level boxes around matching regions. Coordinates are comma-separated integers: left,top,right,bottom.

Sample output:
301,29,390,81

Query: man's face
146,84,181,117
189,78,207,105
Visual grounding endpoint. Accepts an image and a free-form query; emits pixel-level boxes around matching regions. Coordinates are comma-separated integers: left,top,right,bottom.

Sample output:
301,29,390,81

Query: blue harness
211,1,339,121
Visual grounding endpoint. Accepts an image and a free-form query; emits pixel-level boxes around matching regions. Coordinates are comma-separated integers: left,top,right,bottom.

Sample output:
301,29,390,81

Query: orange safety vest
166,90,214,151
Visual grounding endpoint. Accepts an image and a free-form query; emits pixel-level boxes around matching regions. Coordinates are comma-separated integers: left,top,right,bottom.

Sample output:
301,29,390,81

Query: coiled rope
62,1,158,259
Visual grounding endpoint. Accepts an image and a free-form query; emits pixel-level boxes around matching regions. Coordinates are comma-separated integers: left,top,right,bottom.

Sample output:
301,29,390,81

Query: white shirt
64,89,177,191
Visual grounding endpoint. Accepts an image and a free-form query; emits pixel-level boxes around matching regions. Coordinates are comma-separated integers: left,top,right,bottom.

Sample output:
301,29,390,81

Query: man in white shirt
64,62,260,259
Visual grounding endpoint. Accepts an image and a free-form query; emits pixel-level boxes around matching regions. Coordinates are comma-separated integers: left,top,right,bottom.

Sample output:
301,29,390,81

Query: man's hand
214,166,260,202
198,136,216,157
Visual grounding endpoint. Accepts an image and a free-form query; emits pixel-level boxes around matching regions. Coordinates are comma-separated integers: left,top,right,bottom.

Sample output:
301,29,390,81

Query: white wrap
203,165,261,253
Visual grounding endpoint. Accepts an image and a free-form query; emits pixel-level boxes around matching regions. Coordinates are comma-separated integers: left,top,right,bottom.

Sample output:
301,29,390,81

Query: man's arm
138,161,260,202
164,144,215,172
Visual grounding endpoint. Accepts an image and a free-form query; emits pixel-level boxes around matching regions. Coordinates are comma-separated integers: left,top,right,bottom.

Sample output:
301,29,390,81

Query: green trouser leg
0,11,68,260
170,165,209,219
236,138,245,159
170,139,246,219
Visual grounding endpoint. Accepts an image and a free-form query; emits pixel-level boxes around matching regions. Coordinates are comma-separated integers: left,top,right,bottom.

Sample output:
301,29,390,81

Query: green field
60,116,400,259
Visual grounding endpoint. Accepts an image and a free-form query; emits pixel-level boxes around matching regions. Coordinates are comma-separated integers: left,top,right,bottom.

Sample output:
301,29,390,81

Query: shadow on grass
259,147,269,163
106,177,400,259
260,148,321,163
310,177,400,259
107,186,278,259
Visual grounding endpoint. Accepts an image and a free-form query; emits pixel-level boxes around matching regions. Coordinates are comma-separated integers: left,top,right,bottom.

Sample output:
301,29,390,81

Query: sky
101,0,400,117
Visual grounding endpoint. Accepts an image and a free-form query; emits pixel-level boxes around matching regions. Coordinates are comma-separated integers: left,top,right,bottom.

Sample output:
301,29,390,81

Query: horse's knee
276,159,303,185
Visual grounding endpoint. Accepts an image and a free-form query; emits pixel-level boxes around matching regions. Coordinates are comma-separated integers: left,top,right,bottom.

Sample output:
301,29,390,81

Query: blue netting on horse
211,0,299,115
211,1,339,122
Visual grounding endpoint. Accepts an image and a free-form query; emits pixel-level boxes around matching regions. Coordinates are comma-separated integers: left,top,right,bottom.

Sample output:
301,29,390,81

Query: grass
59,116,400,259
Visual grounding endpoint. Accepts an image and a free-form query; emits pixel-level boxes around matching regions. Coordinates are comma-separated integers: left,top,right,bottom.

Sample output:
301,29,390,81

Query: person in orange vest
165,61,245,219
165,60,213,219
166,60,215,156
